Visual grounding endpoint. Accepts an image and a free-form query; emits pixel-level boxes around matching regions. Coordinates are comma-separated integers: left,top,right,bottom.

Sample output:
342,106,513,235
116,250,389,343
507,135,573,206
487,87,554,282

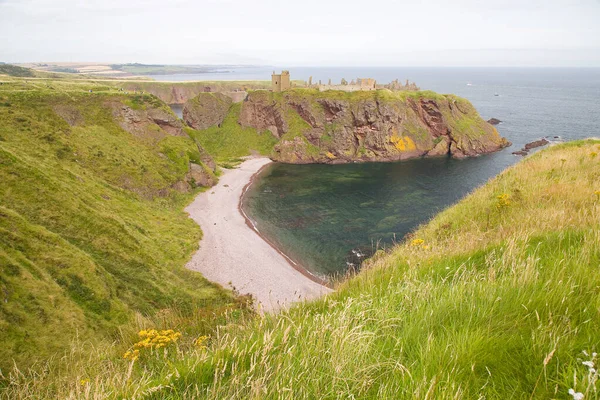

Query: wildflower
591,152,598,158
80,379,90,386
410,238,424,247
594,190,600,198
583,361,595,369
124,328,181,361
496,193,511,210
123,349,140,361
569,389,584,400
194,335,209,350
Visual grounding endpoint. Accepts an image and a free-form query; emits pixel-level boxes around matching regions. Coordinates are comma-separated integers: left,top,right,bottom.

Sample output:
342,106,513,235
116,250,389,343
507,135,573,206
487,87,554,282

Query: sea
159,67,600,278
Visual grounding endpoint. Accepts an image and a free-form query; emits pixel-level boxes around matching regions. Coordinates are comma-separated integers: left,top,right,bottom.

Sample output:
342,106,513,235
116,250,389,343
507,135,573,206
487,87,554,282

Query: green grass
187,103,278,163
0,64,35,78
0,85,238,372
7,140,596,399
145,140,600,399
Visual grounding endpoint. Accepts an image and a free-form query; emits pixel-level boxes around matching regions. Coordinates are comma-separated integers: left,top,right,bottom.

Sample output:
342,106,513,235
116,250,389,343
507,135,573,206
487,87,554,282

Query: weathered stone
524,138,550,150
239,91,510,164
238,91,288,137
186,162,216,187
183,92,232,130
109,102,186,141
487,118,502,125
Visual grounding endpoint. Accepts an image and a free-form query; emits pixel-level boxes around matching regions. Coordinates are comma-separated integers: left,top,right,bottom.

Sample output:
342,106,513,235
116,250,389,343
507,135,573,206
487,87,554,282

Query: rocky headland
184,89,510,164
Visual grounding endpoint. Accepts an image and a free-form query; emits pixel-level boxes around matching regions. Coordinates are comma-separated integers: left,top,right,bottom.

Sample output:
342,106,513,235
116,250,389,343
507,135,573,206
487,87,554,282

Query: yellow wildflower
591,152,598,158
194,335,209,350
80,379,90,386
496,193,511,210
410,238,425,247
123,349,139,361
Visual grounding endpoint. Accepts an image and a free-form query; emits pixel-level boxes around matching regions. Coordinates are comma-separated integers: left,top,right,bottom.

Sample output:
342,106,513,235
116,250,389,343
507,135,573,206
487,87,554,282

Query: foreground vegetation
0,79,245,372
2,139,598,398
1,67,598,398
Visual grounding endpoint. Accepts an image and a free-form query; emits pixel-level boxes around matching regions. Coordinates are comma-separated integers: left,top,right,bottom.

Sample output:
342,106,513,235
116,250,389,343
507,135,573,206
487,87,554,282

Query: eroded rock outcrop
109,101,186,140
106,96,218,189
237,90,510,163
183,93,232,130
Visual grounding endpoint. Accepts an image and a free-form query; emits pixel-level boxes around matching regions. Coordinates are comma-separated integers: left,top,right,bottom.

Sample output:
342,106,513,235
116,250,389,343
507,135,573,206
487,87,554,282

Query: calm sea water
169,67,600,277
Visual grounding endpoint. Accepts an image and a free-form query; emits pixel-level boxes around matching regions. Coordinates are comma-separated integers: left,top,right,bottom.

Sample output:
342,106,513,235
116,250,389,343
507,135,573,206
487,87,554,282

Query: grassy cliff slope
0,85,234,370
17,139,596,399
145,140,600,399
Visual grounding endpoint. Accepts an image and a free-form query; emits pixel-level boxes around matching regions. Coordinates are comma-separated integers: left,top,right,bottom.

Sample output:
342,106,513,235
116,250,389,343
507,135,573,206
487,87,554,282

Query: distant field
16,62,263,78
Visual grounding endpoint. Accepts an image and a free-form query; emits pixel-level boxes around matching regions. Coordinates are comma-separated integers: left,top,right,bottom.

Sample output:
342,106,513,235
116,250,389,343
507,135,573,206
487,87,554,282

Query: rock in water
524,138,550,150
487,118,502,125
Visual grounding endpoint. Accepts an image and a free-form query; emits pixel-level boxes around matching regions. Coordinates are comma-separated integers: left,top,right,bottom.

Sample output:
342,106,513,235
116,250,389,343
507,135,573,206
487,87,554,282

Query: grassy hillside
6,139,597,399
187,102,279,164
0,84,239,371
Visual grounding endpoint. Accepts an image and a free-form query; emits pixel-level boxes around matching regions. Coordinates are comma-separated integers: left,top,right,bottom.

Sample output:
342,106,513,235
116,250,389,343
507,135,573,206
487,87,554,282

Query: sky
1,0,599,67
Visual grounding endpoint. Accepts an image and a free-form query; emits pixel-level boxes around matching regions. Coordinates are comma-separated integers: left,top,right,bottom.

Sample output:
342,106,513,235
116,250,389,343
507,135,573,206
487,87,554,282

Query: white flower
569,388,584,400
582,361,595,369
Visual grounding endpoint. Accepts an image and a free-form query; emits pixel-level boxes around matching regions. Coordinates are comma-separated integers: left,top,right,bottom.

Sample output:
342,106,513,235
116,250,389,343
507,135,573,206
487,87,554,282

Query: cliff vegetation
185,88,509,165
0,82,243,371
3,140,599,398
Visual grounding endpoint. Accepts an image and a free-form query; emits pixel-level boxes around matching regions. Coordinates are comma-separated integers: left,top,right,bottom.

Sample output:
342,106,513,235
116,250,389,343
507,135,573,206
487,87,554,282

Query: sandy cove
185,157,331,311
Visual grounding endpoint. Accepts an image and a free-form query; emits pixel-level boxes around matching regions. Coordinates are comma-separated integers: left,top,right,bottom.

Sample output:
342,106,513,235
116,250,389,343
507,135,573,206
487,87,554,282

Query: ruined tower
271,70,291,92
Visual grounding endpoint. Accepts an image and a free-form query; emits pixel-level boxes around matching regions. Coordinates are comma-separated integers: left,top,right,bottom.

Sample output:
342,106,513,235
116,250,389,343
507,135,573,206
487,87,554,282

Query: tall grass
3,140,598,399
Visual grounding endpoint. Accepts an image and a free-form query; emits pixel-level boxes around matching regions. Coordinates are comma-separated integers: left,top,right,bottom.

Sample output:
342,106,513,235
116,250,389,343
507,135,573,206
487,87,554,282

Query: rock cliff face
238,90,510,163
183,93,232,130
109,101,187,139
106,97,218,188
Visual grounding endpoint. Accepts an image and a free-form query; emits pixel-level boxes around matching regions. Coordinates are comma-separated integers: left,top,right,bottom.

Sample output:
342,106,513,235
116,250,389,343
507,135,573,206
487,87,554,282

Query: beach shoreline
238,163,332,288
185,157,330,311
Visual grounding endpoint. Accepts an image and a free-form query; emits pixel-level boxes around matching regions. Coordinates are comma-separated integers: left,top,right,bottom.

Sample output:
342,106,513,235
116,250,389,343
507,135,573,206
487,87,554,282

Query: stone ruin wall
307,77,419,92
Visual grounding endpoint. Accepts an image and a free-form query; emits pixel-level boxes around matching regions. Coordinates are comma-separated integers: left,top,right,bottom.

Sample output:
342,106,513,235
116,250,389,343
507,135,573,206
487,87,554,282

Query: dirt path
185,157,330,311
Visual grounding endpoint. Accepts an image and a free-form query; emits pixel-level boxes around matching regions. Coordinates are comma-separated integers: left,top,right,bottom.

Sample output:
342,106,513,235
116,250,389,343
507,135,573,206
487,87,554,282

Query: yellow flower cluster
595,190,600,197
135,329,181,349
123,329,181,361
591,152,598,158
194,335,209,350
410,238,430,250
123,349,139,361
496,193,511,210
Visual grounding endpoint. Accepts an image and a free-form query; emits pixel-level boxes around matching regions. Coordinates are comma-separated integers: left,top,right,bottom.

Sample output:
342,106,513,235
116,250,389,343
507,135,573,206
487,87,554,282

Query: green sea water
239,67,600,278
242,152,514,278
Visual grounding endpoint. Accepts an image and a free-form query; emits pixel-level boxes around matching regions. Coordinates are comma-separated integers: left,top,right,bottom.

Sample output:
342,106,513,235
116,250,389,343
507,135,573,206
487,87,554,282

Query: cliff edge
236,89,509,163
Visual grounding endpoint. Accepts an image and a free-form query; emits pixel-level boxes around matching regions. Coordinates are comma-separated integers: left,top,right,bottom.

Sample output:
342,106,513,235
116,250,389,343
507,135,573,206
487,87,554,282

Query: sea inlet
242,151,516,278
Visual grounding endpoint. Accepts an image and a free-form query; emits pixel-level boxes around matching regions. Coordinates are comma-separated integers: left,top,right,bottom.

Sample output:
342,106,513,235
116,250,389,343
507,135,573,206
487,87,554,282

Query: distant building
272,70,291,92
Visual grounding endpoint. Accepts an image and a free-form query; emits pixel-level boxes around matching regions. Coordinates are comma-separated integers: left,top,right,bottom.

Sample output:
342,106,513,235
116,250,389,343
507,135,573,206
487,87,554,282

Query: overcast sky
1,0,599,66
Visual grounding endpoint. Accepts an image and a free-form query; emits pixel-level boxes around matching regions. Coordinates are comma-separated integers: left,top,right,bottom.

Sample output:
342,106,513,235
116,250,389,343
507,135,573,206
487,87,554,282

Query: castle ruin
270,70,419,93
271,70,291,92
